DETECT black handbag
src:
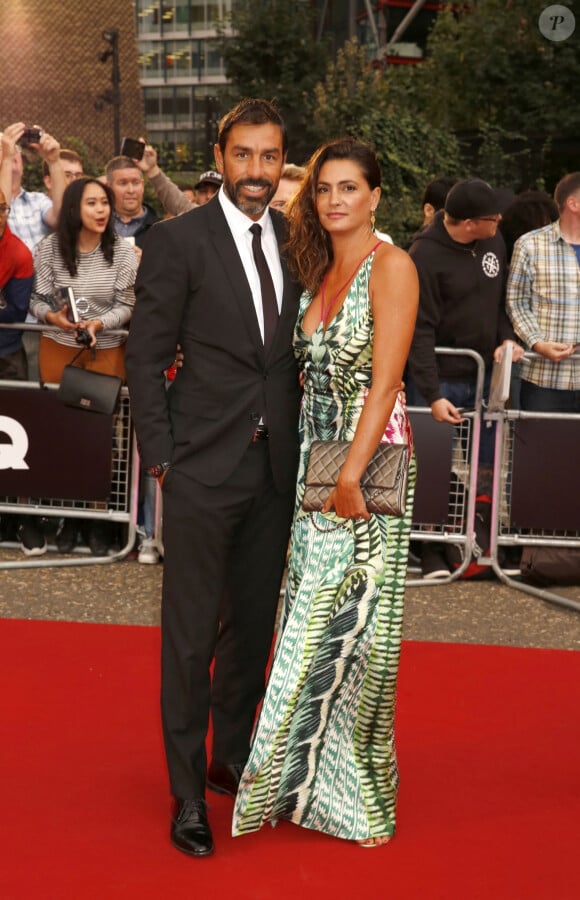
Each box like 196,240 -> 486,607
303,440 -> 409,517
57,349 -> 122,415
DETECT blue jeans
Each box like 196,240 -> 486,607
140,471 -> 158,540
406,374 -> 494,468
520,380 -> 580,413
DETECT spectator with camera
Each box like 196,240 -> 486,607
29,176 -> 137,555
117,139 -> 221,220
133,141 -> 196,218
1,122 -> 68,372
0,122 -> 67,252
43,149 -> 84,196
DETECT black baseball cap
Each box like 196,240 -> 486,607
194,170 -> 222,190
444,178 -> 502,220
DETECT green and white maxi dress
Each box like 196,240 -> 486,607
232,250 -> 416,842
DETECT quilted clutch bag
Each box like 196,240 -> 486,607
303,440 -> 409,517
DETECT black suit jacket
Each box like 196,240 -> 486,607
125,198 -> 302,492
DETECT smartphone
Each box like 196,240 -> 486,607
120,137 -> 145,160
21,127 -> 43,144
57,286 -> 81,323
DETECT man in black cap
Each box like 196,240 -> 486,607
193,170 -> 222,206
406,178 -> 523,577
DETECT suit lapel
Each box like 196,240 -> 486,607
207,201 -> 264,351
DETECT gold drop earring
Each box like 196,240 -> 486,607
370,208 -> 376,231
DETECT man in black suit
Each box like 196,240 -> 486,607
125,99 -> 301,857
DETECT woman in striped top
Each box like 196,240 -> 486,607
30,177 -> 137,383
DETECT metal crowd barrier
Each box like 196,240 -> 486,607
0,324 -> 139,569
406,347 -> 486,586
484,351 -> 580,612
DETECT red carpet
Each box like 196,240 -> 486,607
1,619 -> 579,900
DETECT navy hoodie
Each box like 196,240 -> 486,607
407,211 -> 514,404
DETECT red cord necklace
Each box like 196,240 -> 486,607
319,241 -> 382,329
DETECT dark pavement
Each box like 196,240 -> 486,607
1,548 -> 580,651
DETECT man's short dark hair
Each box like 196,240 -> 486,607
554,172 -> 580,212
105,156 -> 143,183
422,176 -> 458,211
217,98 -> 287,156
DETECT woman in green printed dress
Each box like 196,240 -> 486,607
233,138 -> 419,847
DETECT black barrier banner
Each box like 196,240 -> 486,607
0,387 -> 114,500
511,419 -> 580,532
409,412 -> 456,525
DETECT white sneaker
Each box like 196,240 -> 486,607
138,537 -> 160,565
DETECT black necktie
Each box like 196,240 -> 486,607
250,223 -> 279,351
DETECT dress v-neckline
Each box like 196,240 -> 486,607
300,241 -> 381,340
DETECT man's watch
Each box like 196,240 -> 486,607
147,461 -> 172,479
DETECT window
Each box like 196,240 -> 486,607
143,87 -> 176,126
205,40 -> 223,78
165,40 -> 193,78
139,42 -> 164,79
191,1 -> 230,30
137,0 -> 162,35
175,87 -> 193,127
161,0 -> 190,32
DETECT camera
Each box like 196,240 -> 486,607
21,127 -> 43,145
75,327 -> 93,347
119,137 -> 145,161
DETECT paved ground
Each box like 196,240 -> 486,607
1,547 -> 580,650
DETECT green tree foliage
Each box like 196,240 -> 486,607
217,0 -> 329,162
311,40 -> 462,246
389,0 -> 580,188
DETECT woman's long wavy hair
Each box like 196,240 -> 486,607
285,137 -> 381,296
58,177 -> 117,276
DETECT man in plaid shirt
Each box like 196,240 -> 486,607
506,172 -> 580,412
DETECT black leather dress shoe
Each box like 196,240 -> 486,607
207,761 -> 245,798
171,798 -> 214,857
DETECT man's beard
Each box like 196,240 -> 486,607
224,176 -> 276,216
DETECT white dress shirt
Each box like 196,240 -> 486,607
218,187 -> 283,343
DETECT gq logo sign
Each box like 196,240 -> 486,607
0,416 -> 30,470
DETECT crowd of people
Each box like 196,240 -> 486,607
0,123 -> 224,559
1,101 -> 579,857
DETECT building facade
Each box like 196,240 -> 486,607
136,0 -> 232,169
133,2 -> 441,169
